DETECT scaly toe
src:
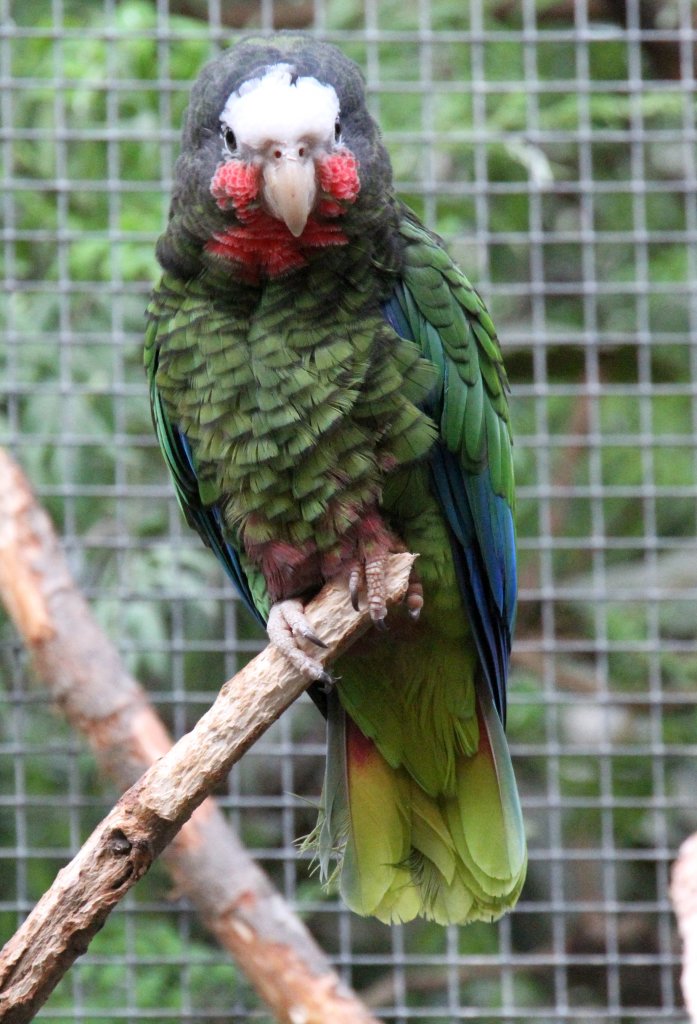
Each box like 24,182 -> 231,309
406,573 -> 424,621
267,599 -> 328,681
365,555 -> 388,623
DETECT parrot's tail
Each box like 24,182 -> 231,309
312,686 -> 527,925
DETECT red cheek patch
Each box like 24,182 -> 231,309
210,160 -> 260,214
319,150 -> 361,204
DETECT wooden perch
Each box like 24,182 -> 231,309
168,0 -> 313,30
0,447 -> 405,1024
671,833 -> 697,1023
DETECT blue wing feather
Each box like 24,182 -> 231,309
382,277 -> 516,725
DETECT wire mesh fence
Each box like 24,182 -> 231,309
1,0 -> 696,1020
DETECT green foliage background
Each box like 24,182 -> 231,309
1,0 -> 695,1020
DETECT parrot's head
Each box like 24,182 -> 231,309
158,35 -> 396,280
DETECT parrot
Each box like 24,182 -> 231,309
145,34 -> 526,925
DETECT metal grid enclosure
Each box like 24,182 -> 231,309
1,0 -> 696,1020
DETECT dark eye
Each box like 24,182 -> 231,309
334,117 -> 341,143
221,125 -> 237,154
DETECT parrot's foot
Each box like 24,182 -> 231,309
347,545 -> 424,625
267,599 -> 334,690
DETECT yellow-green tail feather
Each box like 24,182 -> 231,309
314,685 -> 526,926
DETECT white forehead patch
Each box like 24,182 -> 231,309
221,64 -> 339,150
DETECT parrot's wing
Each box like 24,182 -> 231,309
382,211 -> 517,723
145,317 -> 266,630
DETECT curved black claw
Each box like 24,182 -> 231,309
318,670 -> 336,694
374,616 -> 389,633
305,629 -> 328,649
349,568 -> 361,612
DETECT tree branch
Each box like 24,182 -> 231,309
671,833 -> 697,1023
164,0 -> 314,30
0,447 -> 405,1024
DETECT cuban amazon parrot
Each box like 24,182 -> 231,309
145,34 -> 526,925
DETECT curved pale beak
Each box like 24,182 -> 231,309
262,148 -> 317,238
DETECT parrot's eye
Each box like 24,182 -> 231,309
221,125 -> 237,154
334,117 -> 342,143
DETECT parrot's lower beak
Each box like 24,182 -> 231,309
262,150 -> 317,238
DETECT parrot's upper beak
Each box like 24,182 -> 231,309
262,146 -> 317,238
